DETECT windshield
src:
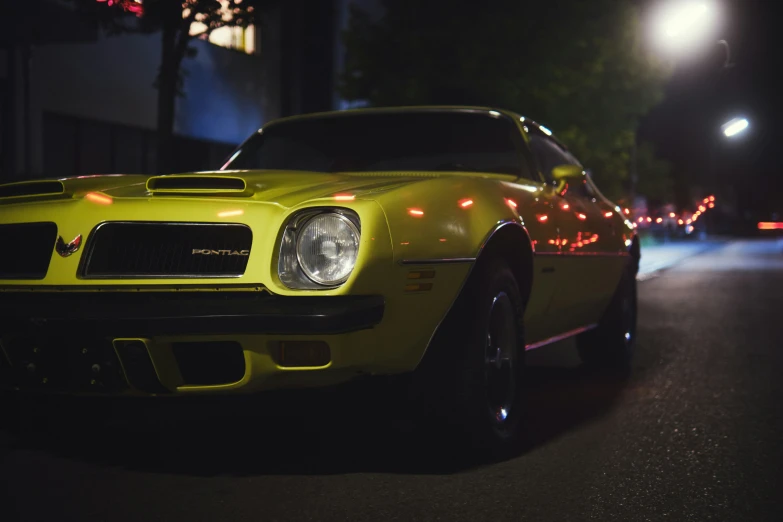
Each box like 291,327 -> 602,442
221,111 -> 527,176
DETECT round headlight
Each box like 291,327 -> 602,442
296,213 -> 360,286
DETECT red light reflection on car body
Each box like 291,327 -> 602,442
85,192 -> 112,205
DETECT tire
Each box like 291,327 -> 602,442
412,258 -> 527,455
576,258 -> 638,369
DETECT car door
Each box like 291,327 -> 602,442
526,129 -> 613,332
508,123 -> 563,344
557,158 -> 622,328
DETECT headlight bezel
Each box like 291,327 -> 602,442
277,208 -> 361,289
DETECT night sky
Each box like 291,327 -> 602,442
639,0 -> 782,219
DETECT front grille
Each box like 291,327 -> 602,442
80,222 -> 252,278
0,222 -> 57,279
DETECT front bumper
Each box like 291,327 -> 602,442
0,292 -> 385,396
0,292 -> 384,337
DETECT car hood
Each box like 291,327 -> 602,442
7,170 -> 511,208
58,171 -> 425,203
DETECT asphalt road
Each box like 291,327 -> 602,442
2,238 -> 783,522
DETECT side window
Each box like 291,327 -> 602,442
582,171 -> 600,199
527,132 -> 576,181
508,127 -> 539,182
560,149 -> 596,198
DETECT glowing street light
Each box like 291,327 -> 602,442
651,2 -> 716,52
721,117 -> 749,138
632,1 -> 730,203
649,1 -> 732,67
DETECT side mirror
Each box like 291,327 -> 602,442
551,164 -> 584,193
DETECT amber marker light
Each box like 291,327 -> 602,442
333,194 -> 356,201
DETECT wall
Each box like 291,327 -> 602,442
26,30 -> 272,176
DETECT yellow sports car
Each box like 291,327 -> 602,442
0,106 -> 638,449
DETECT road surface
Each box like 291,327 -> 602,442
2,238 -> 782,522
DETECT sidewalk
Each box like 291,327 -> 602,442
637,239 -> 724,280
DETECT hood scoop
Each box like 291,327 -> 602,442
0,180 -> 66,202
146,175 -> 251,196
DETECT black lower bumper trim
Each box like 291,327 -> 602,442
0,292 -> 384,337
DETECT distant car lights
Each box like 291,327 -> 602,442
633,195 -> 716,229
758,222 -> 783,230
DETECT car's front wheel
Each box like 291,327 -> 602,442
413,258 -> 526,455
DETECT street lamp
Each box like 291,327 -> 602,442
652,1 -> 714,50
649,1 -> 730,63
631,1 -> 735,207
721,117 -> 749,138
709,117 -> 750,222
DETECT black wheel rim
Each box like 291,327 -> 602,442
484,292 -> 517,428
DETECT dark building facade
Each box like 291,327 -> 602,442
0,0 -> 377,181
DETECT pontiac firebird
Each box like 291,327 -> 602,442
0,107 -> 639,449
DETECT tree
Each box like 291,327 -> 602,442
70,0 -> 272,173
635,141 -> 674,205
341,0 -> 673,201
